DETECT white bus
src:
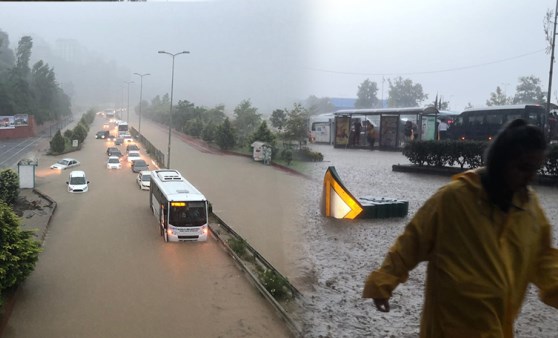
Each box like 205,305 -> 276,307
149,169 -> 209,242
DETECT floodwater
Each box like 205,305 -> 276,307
3,118 -> 295,338
296,144 -> 558,337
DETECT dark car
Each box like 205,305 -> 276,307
96,130 -> 110,139
106,147 -> 123,158
114,137 -> 123,146
131,159 -> 149,173
126,144 -> 140,153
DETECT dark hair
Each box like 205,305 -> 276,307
484,118 -> 547,178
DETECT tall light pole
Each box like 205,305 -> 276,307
547,0 -> 558,137
133,73 -> 150,134
124,80 -> 134,124
158,50 -> 189,168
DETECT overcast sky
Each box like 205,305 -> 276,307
1,0 -> 557,113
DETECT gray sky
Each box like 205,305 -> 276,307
307,0 -> 557,111
1,0 -> 557,113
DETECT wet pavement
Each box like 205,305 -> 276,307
296,144 -> 558,337
3,118 -> 294,338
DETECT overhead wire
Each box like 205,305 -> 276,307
306,49 -> 546,77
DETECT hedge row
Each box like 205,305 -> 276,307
402,140 -> 558,176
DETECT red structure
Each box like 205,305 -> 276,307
0,115 -> 37,139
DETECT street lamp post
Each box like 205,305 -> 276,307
158,50 -> 190,169
124,80 -> 134,124
133,73 -> 151,134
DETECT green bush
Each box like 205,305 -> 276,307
0,202 -> 41,296
72,123 -> 88,144
216,118 -> 236,150
0,169 -> 19,206
257,268 -> 290,301
403,140 -> 487,169
294,147 -> 323,162
49,130 -> 65,154
63,129 -> 74,140
227,237 -> 247,258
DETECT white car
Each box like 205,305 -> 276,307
106,156 -> 122,169
136,170 -> 151,190
66,170 -> 89,193
50,158 -> 80,170
126,150 -> 141,163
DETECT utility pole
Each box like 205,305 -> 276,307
546,0 -> 558,136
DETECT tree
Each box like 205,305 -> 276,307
49,130 -> 65,153
355,79 -> 379,108
215,117 -> 236,150
233,99 -> 261,146
203,105 -> 226,125
202,121 -> 218,143
14,36 -> 32,79
428,94 -> 450,110
72,123 -> 87,144
513,75 -> 546,104
387,77 -> 428,107
304,95 -> 335,115
270,109 -> 287,130
284,103 -> 309,144
249,121 -> 275,146
486,86 -> 511,106
0,29 -> 15,71
0,201 -> 41,295
0,169 -> 19,205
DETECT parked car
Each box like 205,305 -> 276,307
95,130 -> 110,139
106,147 -> 123,157
66,170 -> 89,193
136,170 -> 151,190
131,159 -> 149,173
106,156 -> 122,169
50,158 -> 80,170
126,150 -> 141,163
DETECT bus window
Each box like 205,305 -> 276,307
170,203 -> 207,227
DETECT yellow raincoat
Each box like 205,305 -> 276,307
363,169 -> 558,337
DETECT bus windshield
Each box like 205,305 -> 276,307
169,202 -> 207,227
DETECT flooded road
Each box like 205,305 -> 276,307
3,118 -> 294,337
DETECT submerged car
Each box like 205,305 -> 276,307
66,170 -> 89,193
50,158 -> 80,170
136,170 -> 151,190
131,159 -> 149,173
106,156 -> 122,169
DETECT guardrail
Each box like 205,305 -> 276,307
209,213 -> 304,338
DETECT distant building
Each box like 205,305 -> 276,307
329,98 -> 356,110
328,97 -> 388,111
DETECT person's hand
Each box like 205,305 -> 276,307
373,298 -> 390,312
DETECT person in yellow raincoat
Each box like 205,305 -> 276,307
363,119 -> 558,337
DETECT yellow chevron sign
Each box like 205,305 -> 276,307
322,166 -> 363,219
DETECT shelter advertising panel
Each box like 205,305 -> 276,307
379,116 -> 399,148
334,116 -> 350,147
